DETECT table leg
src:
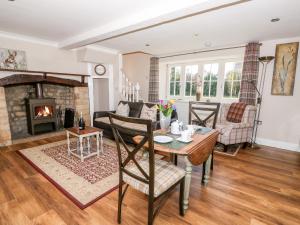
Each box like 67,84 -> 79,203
202,154 -> 212,186
183,156 -> 193,213
87,137 -> 91,154
76,138 -> 80,154
79,136 -> 84,162
100,132 -> 103,153
96,133 -> 100,157
67,131 -> 70,156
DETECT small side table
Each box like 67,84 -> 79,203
66,126 -> 103,162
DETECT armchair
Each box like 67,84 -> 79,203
216,103 -> 256,150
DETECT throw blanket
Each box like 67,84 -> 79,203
226,102 -> 247,123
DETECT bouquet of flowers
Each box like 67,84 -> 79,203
156,99 -> 176,117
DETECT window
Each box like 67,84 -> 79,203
167,58 -> 243,101
169,66 -> 181,96
223,62 -> 242,98
185,65 -> 198,96
203,63 -> 218,97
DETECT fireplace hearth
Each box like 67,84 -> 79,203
26,83 -> 57,135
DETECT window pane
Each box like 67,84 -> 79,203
175,82 -> 180,95
186,72 -> 191,82
225,62 -> 242,81
175,67 -> 181,81
210,82 -> 217,97
203,82 -> 209,97
224,62 -> 242,98
232,81 -> 241,98
170,82 -> 174,96
170,67 -> 175,81
185,82 -> 191,96
191,83 -> 196,96
203,63 -> 218,97
223,81 -> 231,98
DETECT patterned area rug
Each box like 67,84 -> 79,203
18,138 -> 123,209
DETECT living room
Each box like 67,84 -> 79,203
0,0 -> 299,225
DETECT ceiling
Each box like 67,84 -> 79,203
0,0 -> 299,55
0,0 -> 209,42
98,0 -> 300,55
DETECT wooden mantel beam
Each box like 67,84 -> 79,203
0,74 -> 88,87
0,68 -> 89,84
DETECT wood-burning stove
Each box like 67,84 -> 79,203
26,83 -> 57,135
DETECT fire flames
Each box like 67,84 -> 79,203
35,106 -> 52,118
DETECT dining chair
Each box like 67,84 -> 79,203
108,113 -> 185,225
188,101 -> 220,171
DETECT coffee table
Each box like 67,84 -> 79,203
66,126 -> 103,162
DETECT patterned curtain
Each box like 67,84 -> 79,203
239,42 -> 260,105
148,57 -> 159,102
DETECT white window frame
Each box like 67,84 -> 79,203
166,57 -> 243,103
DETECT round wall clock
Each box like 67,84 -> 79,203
94,64 -> 106,76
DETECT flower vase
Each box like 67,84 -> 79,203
160,112 -> 171,131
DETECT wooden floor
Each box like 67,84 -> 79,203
0,136 -> 300,225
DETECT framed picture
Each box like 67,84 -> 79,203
0,48 -> 27,70
271,42 -> 299,96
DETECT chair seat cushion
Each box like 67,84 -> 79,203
123,159 -> 185,197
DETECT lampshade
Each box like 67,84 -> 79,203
258,56 -> 275,63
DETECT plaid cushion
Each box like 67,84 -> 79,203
123,159 -> 185,197
226,103 -> 247,123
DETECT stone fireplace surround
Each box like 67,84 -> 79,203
0,74 -> 90,147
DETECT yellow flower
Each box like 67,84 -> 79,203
169,99 -> 175,105
155,104 -> 159,110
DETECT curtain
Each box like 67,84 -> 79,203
239,42 -> 260,105
148,57 -> 159,102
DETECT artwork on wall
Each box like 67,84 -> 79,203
0,48 -> 27,70
271,42 -> 299,96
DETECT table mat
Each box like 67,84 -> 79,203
154,127 -> 212,150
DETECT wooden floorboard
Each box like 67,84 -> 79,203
0,136 -> 299,225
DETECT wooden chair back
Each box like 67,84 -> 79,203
188,101 -> 220,129
108,113 -> 155,189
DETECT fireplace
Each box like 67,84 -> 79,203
26,83 -> 57,135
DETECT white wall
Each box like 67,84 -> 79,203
122,53 -> 152,101
256,37 -> 300,152
0,36 -> 88,78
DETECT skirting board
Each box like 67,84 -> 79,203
256,138 -> 300,152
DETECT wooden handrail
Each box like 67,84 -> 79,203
0,68 -> 89,83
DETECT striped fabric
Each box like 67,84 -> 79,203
148,57 -> 159,103
123,159 -> 185,197
239,43 -> 260,105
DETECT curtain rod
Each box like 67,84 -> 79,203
159,43 -> 262,59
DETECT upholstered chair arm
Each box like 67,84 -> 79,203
241,105 -> 256,126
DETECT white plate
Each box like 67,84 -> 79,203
176,137 -> 193,143
154,135 -> 173,143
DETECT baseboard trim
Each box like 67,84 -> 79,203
256,138 -> 300,152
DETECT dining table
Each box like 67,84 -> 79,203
133,127 -> 219,213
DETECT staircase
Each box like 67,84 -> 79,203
120,70 -> 142,102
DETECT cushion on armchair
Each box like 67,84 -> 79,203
226,102 -> 247,123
